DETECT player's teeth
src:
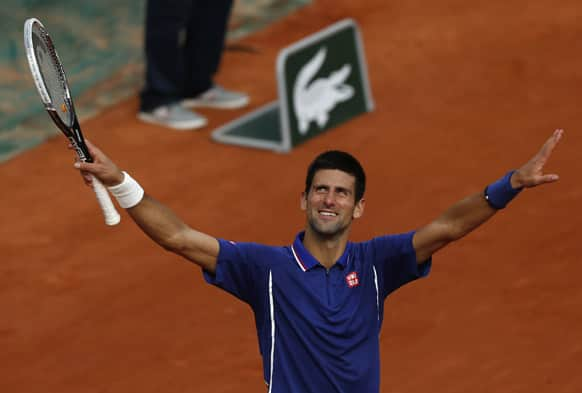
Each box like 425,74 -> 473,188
320,212 -> 336,216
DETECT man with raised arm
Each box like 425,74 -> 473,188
74,129 -> 563,393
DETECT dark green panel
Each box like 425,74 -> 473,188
220,105 -> 282,143
281,23 -> 369,148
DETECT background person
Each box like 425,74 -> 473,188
138,0 -> 249,130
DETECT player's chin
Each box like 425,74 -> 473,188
310,220 -> 348,238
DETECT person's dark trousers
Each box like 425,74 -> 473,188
140,0 -> 234,112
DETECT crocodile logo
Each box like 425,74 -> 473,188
292,47 -> 355,135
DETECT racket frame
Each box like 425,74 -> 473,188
23,18 -> 121,226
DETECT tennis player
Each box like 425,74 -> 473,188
73,129 -> 563,393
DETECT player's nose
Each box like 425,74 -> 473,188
323,192 -> 336,206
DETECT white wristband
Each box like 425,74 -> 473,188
107,171 -> 144,209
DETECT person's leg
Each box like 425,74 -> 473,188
140,0 -> 192,111
139,0 -> 207,130
181,0 -> 249,109
183,0 -> 234,97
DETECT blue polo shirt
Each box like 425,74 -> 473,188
203,231 -> 431,393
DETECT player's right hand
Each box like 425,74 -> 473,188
70,140 -> 124,187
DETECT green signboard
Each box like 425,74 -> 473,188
212,19 -> 374,152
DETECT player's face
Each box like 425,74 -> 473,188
301,169 -> 364,238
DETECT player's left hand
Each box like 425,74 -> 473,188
511,129 -> 563,189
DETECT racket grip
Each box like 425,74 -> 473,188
90,174 -> 121,226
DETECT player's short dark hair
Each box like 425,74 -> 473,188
305,150 -> 366,202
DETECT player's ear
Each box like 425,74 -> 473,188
300,191 -> 307,211
353,198 -> 365,219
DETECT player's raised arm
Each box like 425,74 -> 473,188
73,140 -> 220,273
412,129 -> 563,263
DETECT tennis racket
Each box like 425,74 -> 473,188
23,18 -> 120,226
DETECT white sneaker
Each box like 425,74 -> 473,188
137,104 -> 207,130
182,85 -> 250,109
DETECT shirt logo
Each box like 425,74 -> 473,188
345,271 -> 359,288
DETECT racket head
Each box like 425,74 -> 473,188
24,18 -> 76,130
22,19 -> 120,226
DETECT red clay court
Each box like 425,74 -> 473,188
1,1 -> 581,392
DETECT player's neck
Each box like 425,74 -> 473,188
303,228 -> 350,270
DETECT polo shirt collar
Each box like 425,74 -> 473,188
291,231 -> 351,272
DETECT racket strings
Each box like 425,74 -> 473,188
31,23 -> 73,126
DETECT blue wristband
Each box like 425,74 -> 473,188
483,170 -> 523,209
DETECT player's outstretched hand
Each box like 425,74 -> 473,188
511,129 -> 563,189
71,140 -> 124,187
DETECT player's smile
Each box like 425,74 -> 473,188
318,209 -> 338,219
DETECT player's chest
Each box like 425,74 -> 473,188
272,264 -> 379,326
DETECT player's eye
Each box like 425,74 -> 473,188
337,188 -> 350,197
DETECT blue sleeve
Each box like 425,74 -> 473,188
202,239 -> 267,307
369,231 -> 431,299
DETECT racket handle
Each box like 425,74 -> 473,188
90,175 -> 121,226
